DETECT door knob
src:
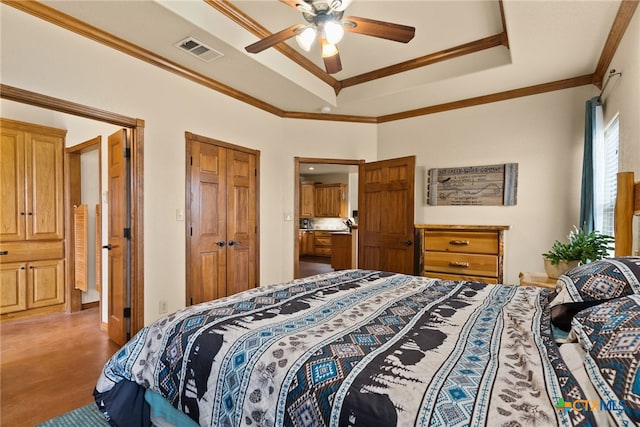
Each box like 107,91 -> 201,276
228,240 -> 241,246
402,240 -> 413,246
216,241 -> 226,247
102,244 -> 112,250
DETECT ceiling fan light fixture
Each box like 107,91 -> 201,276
323,20 -> 344,45
295,27 -> 316,51
321,40 -> 338,58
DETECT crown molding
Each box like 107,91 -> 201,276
377,75 -> 595,123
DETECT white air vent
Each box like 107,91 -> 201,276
175,37 -> 223,63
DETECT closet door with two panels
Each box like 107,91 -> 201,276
186,133 -> 259,306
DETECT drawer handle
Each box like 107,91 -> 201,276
0,251 -> 7,256
449,261 -> 470,268
449,240 -> 470,246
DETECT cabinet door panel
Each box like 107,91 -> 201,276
0,128 -> 25,241
300,184 -> 315,218
0,262 -> 27,314
27,259 -> 64,308
25,132 -> 64,240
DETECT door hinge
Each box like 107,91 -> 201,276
190,226 -> 193,236
255,225 -> 258,234
189,297 -> 193,306
123,147 -> 131,158
190,156 -> 193,166
123,307 -> 131,318
255,169 -> 257,176
123,227 -> 131,239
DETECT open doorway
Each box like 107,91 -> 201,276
66,136 -> 103,318
294,157 -> 363,279
1,84 -> 145,337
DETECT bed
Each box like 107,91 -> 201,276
95,172 -> 640,427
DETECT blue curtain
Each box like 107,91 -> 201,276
579,96 -> 602,233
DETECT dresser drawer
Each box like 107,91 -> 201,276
315,247 -> 332,257
422,271 -> 498,284
424,231 -> 498,254
314,236 -> 332,246
424,252 -> 498,277
0,241 -> 64,263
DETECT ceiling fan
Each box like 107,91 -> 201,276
244,0 -> 416,74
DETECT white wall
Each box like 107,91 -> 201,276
80,149 -> 100,304
0,6 -> 377,324
378,86 -> 596,284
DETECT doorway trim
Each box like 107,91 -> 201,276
294,157 -> 364,278
1,83 -> 145,335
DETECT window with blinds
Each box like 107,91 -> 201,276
597,115 -> 619,236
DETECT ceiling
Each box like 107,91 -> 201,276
13,1 -> 632,121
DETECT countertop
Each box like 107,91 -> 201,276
299,228 -> 350,233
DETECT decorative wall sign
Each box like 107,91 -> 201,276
427,163 -> 518,206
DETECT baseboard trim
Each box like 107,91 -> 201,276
81,301 -> 99,310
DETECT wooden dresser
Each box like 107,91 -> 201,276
415,224 -> 509,284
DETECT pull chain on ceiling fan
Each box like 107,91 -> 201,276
245,0 -> 416,74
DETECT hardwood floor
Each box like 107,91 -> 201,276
0,307 -> 119,426
299,256 -> 334,278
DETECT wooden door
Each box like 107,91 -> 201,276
107,129 -> 128,345
25,131 -> 64,240
186,134 -> 259,306
0,127 -> 25,242
188,142 -> 228,305
225,149 -> 257,296
358,156 -> 415,274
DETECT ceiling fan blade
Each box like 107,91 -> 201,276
279,0 -> 315,15
343,16 -> 415,43
279,0 -> 300,10
245,23 -> 305,54
323,50 -> 342,74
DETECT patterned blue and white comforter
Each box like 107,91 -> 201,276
95,270 -> 595,426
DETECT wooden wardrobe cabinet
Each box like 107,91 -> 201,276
1,118 -> 66,318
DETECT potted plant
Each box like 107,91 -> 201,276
542,226 -> 614,278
